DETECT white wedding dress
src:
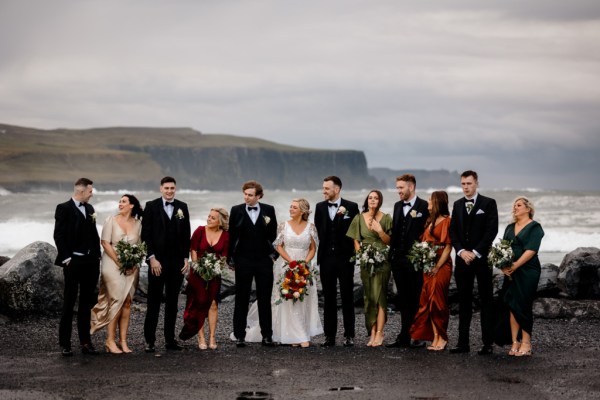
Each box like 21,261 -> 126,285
242,221 -> 323,344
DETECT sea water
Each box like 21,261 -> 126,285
1,187 -> 599,266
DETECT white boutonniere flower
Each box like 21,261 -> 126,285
91,212 -> 97,222
410,210 -> 417,218
337,206 -> 348,217
466,203 -> 474,213
176,209 -> 185,219
264,216 -> 271,225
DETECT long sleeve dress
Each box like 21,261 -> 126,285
410,217 -> 453,342
346,213 -> 393,333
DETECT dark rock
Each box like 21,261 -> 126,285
0,256 -> 10,267
0,242 -> 63,316
533,297 -> 600,319
538,263 -> 560,297
557,247 -> 600,299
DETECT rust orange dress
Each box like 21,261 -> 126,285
410,217 -> 453,342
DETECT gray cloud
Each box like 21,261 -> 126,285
1,0 -> 599,189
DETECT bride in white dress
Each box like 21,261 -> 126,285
242,198 -> 323,347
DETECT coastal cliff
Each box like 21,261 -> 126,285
0,124 -> 377,191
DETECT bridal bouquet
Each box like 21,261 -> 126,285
407,241 -> 440,273
488,239 -> 514,271
351,243 -> 389,276
115,240 -> 147,275
191,252 -> 228,282
276,260 -> 317,304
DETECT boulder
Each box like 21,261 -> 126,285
557,247 -> 600,299
0,241 -> 63,316
533,297 -> 600,319
538,263 -> 560,297
0,256 -> 10,267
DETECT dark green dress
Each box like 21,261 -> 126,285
495,220 -> 544,344
346,213 -> 392,333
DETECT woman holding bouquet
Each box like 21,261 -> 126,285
346,190 -> 392,347
91,194 -> 144,354
410,191 -> 453,351
243,198 -> 322,347
495,197 -> 544,356
179,208 -> 229,350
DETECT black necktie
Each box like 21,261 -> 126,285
328,203 -> 338,208
165,202 -> 173,207
248,206 -> 258,211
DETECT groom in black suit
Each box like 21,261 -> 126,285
314,176 -> 359,347
449,170 -> 498,355
229,180 -> 278,347
142,176 -> 191,352
53,177 -> 101,356
387,174 -> 430,348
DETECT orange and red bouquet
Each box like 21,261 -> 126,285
276,259 -> 317,304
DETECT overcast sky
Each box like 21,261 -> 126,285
1,0 -> 599,190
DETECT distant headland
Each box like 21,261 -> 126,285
0,123 -> 458,191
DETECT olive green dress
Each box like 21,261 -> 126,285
346,213 -> 392,333
495,220 -> 544,344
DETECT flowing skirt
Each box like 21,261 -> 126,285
410,263 -> 452,341
360,262 -> 391,333
179,273 -> 221,340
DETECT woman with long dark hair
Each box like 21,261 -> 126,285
410,191 -> 453,351
91,194 -> 144,353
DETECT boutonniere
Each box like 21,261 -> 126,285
176,209 -> 185,219
336,206 -> 348,217
410,210 -> 417,218
90,212 -> 97,223
466,203 -> 474,214
264,216 -> 271,225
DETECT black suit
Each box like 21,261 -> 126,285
389,197 -> 429,344
449,194 -> 498,348
53,199 -> 101,348
229,203 -> 278,340
314,198 -> 359,340
142,198 -> 191,345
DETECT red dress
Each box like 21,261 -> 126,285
179,226 -> 229,340
410,217 -> 453,342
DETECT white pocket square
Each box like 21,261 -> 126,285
476,209 -> 485,215
343,215 -> 351,219
416,212 -> 423,217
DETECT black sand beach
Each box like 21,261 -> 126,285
1,297 -> 599,400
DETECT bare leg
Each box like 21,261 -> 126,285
372,306 -> 386,346
428,320 -> 439,350
106,312 -> 123,354
198,323 -> 207,350
516,330 -> 532,356
119,295 -> 133,353
208,301 -> 218,349
508,312 -> 521,355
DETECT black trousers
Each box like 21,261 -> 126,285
233,258 -> 274,340
319,255 -> 355,339
454,256 -> 494,347
391,256 -> 423,343
58,255 -> 100,348
144,263 -> 185,345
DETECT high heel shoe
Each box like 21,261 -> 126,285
198,342 -> 208,350
120,340 -> 133,353
515,342 -> 532,357
209,339 -> 218,350
433,341 -> 447,351
508,341 -> 520,356
372,331 -> 384,347
105,341 -> 123,354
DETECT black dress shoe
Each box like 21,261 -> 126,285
61,347 -> 73,357
235,339 -> 246,348
386,339 -> 411,348
477,345 -> 493,355
449,346 -> 470,354
343,337 -> 354,347
145,343 -> 155,353
411,340 -> 427,348
321,337 -> 335,347
165,341 -> 183,351
81,344 -> 99,355
261,337 -> 276,347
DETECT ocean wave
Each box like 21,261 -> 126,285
0,187 -> 12,196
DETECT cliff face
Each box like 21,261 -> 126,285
0,124 -> 377,191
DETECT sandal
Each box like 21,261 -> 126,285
508,341 -> 520,356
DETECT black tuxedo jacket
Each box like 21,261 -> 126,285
314,198 -> 359,264
141,198 -> 191,263
228,202 -> 278,265
389,196 -> 430,259
449,194 -> 498,258
53,199 -> 101,266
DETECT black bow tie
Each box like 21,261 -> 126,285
328,203 -> 338,208
403,202 -> 411,207
465,199 -> 474,204
248,206 -> 258,211
165,201 -> 173,207
78,202 -> 86,208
